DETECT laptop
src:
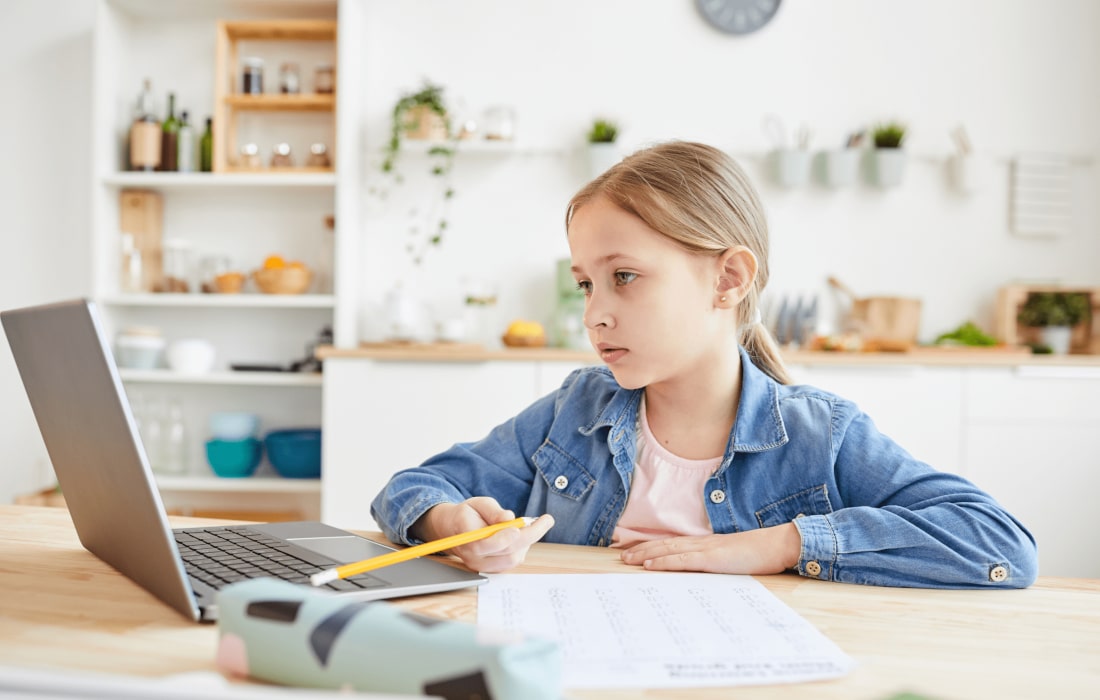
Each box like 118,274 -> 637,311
1,298 -> 486,623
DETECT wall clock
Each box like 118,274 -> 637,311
696,0 -> 782,35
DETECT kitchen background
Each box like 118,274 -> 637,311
2,0 -> 1100,508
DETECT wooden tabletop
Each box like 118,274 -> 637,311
2,505 -> 1098,699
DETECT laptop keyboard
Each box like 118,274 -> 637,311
174,526 -> 387,593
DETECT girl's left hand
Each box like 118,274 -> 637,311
620,523 -> 801,575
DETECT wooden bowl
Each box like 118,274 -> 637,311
213,271 -> 245,294
253,266 -> 312,294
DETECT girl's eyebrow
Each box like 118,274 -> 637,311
571,254 -> 637,274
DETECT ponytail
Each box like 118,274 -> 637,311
741,323 -> 791,385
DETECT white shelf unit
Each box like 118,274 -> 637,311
91,0 -> 352,519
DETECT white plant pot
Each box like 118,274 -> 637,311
948,153 -> 979,194
820,149 -> 860,188
587,142 -> 621,179
770,149 -> 811,188
1040,325 -> 1073,355
868,149 -> 907,188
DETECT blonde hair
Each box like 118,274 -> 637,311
566,141 -> 791,384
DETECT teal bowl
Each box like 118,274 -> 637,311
265,428 -> 321,479
205,437 -> 263,478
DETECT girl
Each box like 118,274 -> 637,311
371,141 -> 1037,589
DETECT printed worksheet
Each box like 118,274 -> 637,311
478,573 -> 854,689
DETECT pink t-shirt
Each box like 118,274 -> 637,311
611,397 -> 721,548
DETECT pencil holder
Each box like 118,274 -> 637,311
215,578 -> 562,700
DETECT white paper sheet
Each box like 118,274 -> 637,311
478,573 -> 854,689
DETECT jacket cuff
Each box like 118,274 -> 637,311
792,514 -> 837,581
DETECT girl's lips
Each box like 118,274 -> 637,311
598,346 -> 627,364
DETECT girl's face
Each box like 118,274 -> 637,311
567,195 -> 732,391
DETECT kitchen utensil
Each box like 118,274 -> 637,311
205,437 -> 263,478
827,276 -> 922,347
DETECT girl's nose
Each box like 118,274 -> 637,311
583,292 -> 614,329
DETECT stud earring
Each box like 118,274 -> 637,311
720,296 -> 728,302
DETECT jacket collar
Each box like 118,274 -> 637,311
579,347 -> 788,456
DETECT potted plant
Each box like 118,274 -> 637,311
867,120 -> 907,188
378,80 -> 457,265
586,117 -> 621,178
1017,291 -> 1091,354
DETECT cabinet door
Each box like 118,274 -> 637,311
322,359 -> 539,529
963,367 -> 1100,579
791,365 -> 964,474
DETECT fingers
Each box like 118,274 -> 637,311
454,513 -> 556,574
464,496 -> 515,525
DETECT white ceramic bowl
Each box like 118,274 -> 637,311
208,411 -> 260,441
166,338 -> 216,374
115,329 -> 165,369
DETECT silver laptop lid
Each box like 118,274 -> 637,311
2,298 -> 201,621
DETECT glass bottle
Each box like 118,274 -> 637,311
270,142 -> 293,168
120,233 -> 144,293
177,110 -> 195,173
162,399 -> 189,475
314,64 -> 334,94
142,397 -> 165,473
160,92 -> 180,172
200,117 -> 213,172
128,79 -> 160,172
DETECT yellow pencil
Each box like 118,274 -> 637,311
309,516 -> 536,586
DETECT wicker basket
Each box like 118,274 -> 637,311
253,266 -> 312,294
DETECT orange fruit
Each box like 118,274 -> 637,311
263,255 -> 286,269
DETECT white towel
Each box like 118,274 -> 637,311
1010,154 -> 1072,237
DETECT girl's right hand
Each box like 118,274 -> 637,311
414,497 -> 555,573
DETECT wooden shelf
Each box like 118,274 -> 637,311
118,369 -> 322,387
102,172 -> 336,189
223,94 -> 335,112
154,475 -> 321,494
214,19 -> 338,173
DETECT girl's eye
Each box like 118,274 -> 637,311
576,280 -> 593,295
614,271 -> 638,286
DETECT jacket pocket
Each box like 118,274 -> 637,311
532,441 -> 596,501
755,485 -> 834,528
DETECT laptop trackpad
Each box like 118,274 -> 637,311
289,536 -> 391,564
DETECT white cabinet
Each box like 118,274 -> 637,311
962,367 -> 1100,579
791,364 -> 965,474
90,0 -> 348,517
321,357 -> 588,529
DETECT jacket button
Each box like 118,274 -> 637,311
805,560 -> 822,577
554,475 -> 569,490
709,489 -> 726,504
989,565 -> 1008,583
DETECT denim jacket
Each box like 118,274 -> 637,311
371,348 -> 1038,589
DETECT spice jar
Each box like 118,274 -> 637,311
239,143 -> 261,168
241,57 -> 264,94
279,63 -> 300,94
270,143 -> 293,168
160,239 -> 194,293
306,143 -> 331,168
314,64 -> 334,94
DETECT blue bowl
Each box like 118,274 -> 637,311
205,437 -> 263,478
265,428 -> 322,479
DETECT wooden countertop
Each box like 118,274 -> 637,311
316,343 -> 1100,367
1,505 -> 1098,699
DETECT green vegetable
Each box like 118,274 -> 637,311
934,321 -> 998,347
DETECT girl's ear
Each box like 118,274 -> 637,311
715,246 -> 758,307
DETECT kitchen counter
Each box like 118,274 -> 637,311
316,343 -> 1100,367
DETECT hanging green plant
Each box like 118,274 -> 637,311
378,80 -> 457,265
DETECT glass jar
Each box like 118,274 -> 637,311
482,105 -> 517,141
279,62 -> 300,94
160,239 -> 194,293
314,64 -> 334,94
241,57 -> 264,94
306,143 -> 330,168
270,142 -> 293,168
239,143 -> 261,168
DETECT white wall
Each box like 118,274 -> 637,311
2,0 -> 1100,505
0,1 -> 94,504
355,0 -> 1100,341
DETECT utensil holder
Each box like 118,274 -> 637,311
769,148 -> 812,188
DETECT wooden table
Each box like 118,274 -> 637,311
1,505 -> 1097,699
